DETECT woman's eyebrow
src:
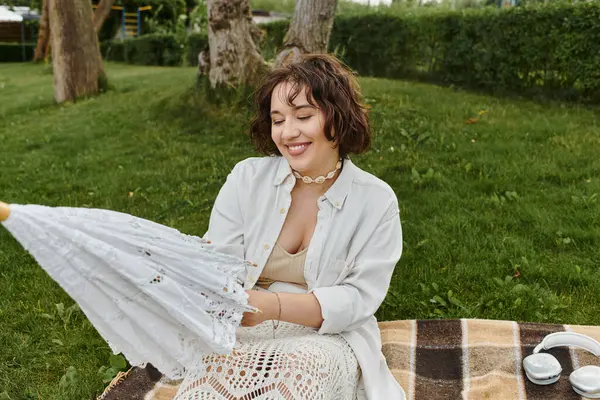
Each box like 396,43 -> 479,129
270,104 -> 314,116
293,104 -> 314,110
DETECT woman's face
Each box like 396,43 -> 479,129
270,81 -> 340,177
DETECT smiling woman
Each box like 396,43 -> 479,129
269,82 -> 341,181
249,54 -> 371,168
173,54 -> 405,400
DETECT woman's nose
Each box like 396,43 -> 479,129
281,119 -> 299,140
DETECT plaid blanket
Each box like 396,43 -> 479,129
98,319 -> 600,400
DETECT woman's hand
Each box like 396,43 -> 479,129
241,290 -> 278,327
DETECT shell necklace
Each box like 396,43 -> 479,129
292,159 -> 342,184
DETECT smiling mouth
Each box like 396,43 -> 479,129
285,142 -> 311,156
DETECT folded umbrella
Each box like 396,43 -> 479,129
0,201 -> 256,379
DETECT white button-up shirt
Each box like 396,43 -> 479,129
203,156 -> 406,400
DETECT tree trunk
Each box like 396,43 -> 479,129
275,0 -> 338,66
49,0 -> 106,103
93,0 -> 116,33
206,0 -> 269,88
33,0 -> 50,62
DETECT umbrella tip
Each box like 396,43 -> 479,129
0,201 -> 10,222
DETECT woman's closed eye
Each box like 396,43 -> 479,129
272,115 -> 311,125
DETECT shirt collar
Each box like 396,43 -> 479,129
273,156 -> 293,186
273,156 -> 354,211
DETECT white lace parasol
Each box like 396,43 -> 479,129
0,201 -> 256,379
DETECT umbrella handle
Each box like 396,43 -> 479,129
0,202 -> 10,222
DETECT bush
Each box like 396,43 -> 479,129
0,43 -> 35,62
109,3 -> 600,102
259,20 -> 289,61
330,14 -> 417,79
101,33 -> 184,66
187,33 -> 208,66
259,3 -> 600,102
101,41 -> 126,62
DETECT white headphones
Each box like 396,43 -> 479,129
523,332 -> 600,398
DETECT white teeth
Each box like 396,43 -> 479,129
288,144 -> 309,151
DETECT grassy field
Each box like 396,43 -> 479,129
1,62 -> 599,399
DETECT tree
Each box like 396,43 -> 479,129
204,0 -> 269,88
201,0 -> 339,89
33,0 -> 50,62
34,0 -> 115,64
49,0 -> 106,103
275,0 -> 338,66
93,0 -> 116,33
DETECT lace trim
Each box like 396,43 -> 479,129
174,322 -> 360,400
3,204 -> 255,379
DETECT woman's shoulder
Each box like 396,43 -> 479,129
349,161 -> 399,207
230,156 -> 281,181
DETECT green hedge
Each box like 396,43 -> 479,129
342,4 -> 600,101
259,20 -> 289,61
187,33 -> 208,67
101,41 -> 125,62
0,43 -> 35,63
105,3 -> 600,102
258,3 -> 600,102
101,33 -> 184,66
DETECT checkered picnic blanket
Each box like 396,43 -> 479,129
98,319 -> 600,400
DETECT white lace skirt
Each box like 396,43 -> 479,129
173,321 -> 360,400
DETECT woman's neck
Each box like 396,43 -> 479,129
293,163 -> 342,196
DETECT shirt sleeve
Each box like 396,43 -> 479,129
310,202 -> 402,334
202,162 -> 246,259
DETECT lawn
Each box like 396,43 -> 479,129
0,62 -> 599,399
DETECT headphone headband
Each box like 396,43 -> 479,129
533,332 -> 600,356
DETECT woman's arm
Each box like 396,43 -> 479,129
202,162 -> 246,259
242,291 -> 324,329
310,201 -> 402,334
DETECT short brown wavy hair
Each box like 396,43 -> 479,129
248,54 -> 371,159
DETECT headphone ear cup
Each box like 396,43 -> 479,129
569,365 -> 600,398
523,353 -> 562,385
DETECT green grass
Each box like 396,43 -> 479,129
1,62 -> 599,399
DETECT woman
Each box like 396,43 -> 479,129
174,54 -> 405,400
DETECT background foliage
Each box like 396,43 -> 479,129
5,1 -> 600,102
0,42 -> 35,62
101,33 -> 185,66
260,2 -> 600,102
